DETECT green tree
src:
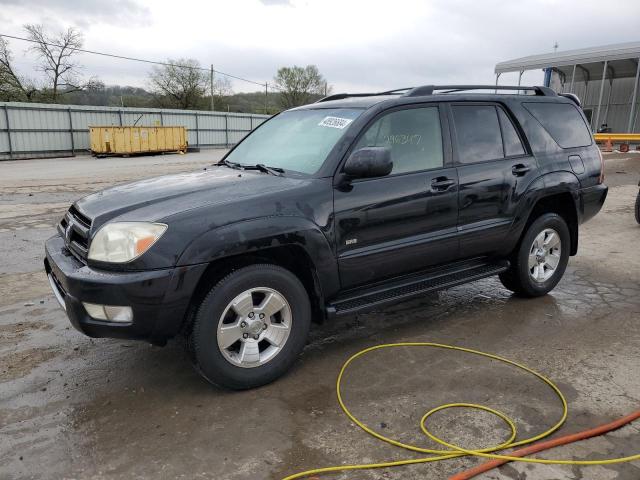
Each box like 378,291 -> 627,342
273,65 -> 328,108
0,37 -> 38,101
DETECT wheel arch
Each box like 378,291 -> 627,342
177,217 -> 339,335
510,173 -> 581,256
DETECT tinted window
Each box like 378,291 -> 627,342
354,107 -> 443,174
452,105 -> 503,163
498,108 -> 525,157
226,108 -> 363,174
523,102 -> 592,148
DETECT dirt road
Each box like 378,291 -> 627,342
1,151 -> 639,480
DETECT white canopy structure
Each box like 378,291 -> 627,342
495,42 -> 640,133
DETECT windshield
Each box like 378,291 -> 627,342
225,108 -> 363,174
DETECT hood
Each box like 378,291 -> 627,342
74,166 -> 308,230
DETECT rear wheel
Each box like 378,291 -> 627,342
189,264 -> 311,389
499,213 -> 570,297
635,192 -> 640,224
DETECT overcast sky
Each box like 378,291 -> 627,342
1,0 -> 640,94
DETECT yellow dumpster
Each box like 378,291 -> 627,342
89,126 -> 188,156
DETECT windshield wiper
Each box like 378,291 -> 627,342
219,160 -> 284,176
253,164 -> 284,176
219,159 -> 243,170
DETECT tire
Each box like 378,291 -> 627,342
499,213 -> 570,297
188,264 -> 311,390
635,192 -> 640,224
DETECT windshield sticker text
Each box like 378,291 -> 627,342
318,116 -> 353,129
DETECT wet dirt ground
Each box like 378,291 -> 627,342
1,151 -> 639,480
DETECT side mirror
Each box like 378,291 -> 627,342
343,147 -> 393,179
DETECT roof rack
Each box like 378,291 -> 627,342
315,85 -> 556,103
404,85 -> 557,97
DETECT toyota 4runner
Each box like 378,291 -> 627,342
45,85 -> 608,389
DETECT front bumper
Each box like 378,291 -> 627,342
44,234 -> 207,342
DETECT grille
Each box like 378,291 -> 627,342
59,206 -> 92,262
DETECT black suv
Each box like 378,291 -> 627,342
45,85 -> 607,389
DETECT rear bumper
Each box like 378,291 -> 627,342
44,234 -> 207,342
579,184 -> 608,224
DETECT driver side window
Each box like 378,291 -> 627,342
354,107 -> 443,174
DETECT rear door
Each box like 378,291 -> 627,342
334,104 -> 459,288
448,103 -> 537,258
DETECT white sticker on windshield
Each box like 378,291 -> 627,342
318,116 -> 353,129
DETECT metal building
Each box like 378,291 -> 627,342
495,42 -> 640,133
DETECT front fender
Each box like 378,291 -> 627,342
176,216 -> 340,298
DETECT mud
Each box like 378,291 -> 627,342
1,151 -> 639,480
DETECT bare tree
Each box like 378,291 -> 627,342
210,74 -> 233,110
273,65 -> 328,108
0,37 -> 38,101
148,58 -> 211,110
24,24 -> 99,100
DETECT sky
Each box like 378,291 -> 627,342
1,0 -> 640,94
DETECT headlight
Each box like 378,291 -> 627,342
88,222 -> 167,263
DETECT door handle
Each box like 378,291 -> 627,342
511,164 -> 531,176
430,177 -> 455,191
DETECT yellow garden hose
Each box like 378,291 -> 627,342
282,342 -> 640,480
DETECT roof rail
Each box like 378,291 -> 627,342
404,85 -> 556,97
315,90 -> 409,103
315,85 -> 556,104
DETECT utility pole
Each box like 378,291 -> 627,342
210,64 -> 215,111
265,83 -> 268,115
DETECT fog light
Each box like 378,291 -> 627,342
83,302 -> 133,323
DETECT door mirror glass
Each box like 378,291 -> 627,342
343,147 -> 393,178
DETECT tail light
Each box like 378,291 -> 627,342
597,148 -> 605,184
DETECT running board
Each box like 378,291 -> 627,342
326,260 -> 510,317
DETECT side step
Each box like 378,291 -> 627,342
326,259 -> 510,317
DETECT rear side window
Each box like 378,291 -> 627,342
497,108 -> 526,157
523,102 -> 592,148
452,105 -> 503,163
354,107 -> 443,174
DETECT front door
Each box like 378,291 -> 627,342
334,105 -> 459,289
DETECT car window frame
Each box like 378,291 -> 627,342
447,102 -> 530,167
496,105 -> 529,159
334,102 -> 452,183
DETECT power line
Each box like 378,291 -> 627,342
0,32 -> 280,90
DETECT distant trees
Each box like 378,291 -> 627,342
273,65 -> 329,108
148,58 -> 232,110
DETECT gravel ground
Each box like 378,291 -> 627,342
0,150 -> 639,480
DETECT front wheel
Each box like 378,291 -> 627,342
635,192 -> 640,224
499,213 -> 570,297
189,264 -> 311,389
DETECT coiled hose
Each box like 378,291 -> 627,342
282,342 -> 640,480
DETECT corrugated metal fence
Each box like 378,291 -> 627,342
0,102 -> 271,160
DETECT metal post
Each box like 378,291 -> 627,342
264,83 -> 268,115
3,105 -> 12,159
224,115 -> 229,148
250,116 -> 254,131
195,113 -> 199,147
67,107 -> 75,156
517,70 -> 523,87
570,64 -> 577,93
159,111 -> 164,126
210,64 -> 219,112
494,73 -> 500,93
627,58 -> 640,133
594,60 -> 608,132
118,110 -> 123,126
